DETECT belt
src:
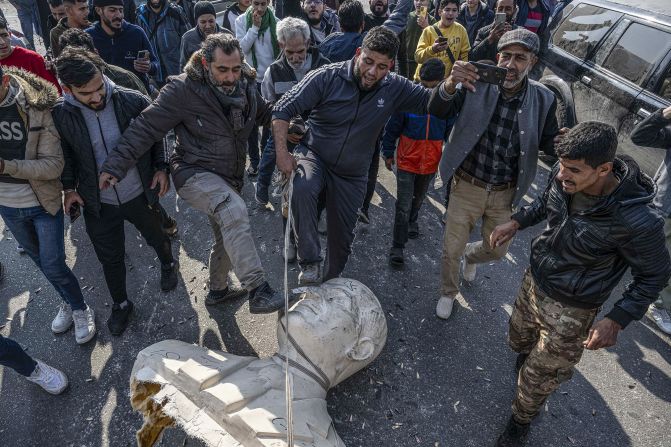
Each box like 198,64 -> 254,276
455,169 -> 515,192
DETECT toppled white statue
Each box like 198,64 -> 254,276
130,278 -> 388,447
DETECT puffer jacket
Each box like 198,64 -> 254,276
512,156 -> 671,328
100,51 -> 272,192
136,2 -> 190,83
381,111 -> 448,175
1,68 -> 62,215
52,84 -> 167,218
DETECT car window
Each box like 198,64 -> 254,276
601,23 -> 671,87
659,67 -> 671,100
553,3 -> 622,59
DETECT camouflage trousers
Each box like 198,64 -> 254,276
508,269 -> 598,424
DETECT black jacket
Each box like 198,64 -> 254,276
52,86 -> 167,218
512,156 -> 671,328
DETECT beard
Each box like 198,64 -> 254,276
307,14 -> 321,26
353,60 -> 381,92
371,1 -> 388,16
101,16 -> 122,34
502,64 -> 532,90
207,69 -> 237,94
149,0 -> 166,10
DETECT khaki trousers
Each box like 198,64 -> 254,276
177,172 -> 265,291
440,176 -> 515,296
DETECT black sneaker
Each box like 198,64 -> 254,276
163,217 -> 179,238
496,416 -> 530,447
515,353 -> 529,373
160,262 -> 179,292
248,282 -> 286,314
389,247 -> 404,267
205,288 -> 248,306
107,301 -> 134,336
408,222 -> 419,239
255,186 -> 269,206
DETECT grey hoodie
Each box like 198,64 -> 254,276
65,77 -> 144,205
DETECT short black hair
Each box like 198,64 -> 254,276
55,47 -> 102,87
59,28 -> 96,52
338,0 -> 365,33
62,0 -> 88,4
0,16 -> 8,30
419,58 -> 445,82
555,121 -> 618,168
48,0 -> 64,6
439,0 -> 459,10
361,26 -> 399,60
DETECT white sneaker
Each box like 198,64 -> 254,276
298,263 -> 321,285
25,359 -> 69,395
647,306 -> 671,334
72,306 -> 96,345
436,295 -> 456,319
51,303 -> 73,334
462,255 -> 477,283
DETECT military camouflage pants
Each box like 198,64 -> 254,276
508,269 -> 598,424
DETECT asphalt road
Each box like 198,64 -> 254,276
0,2 -> 670,446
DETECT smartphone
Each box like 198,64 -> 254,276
436,36 -> 448,44
137,50 -> 149,60
418,5 -> 428,18
471,61 -> 508,86
495,12 -> 506,25
69,203 -> 81,223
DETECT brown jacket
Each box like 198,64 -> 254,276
2,68 -> 63,215
101,51 -> 271,192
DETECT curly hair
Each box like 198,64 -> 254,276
361,26 -> 399,60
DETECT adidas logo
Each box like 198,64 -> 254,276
377,98 -> 385,108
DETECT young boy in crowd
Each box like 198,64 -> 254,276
382,58 -> 449,267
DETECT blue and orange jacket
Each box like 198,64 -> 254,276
381,111 -> 449,175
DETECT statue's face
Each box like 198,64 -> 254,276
277,279 -> 387,387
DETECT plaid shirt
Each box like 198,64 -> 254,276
459,85 -> 526,185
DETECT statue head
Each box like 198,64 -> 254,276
277,278 -> 388,388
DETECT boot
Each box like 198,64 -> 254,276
496,416 -> 530,447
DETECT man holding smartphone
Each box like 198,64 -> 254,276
427,28 -> 565,320
53,48 -> 178,337
86,0 -> 159,92
414,0 -> 470,80
470,0 -> 517,62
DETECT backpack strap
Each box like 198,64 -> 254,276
432,24 -> 456,64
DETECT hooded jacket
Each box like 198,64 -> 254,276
305,8 -> 341,45
52,81 -> 167,218
456,0 -> 494,45
100,51 -> 272,192
512,156 -> 671,328
137,1 -> 190,83
0,68 -> 63,216
86,21 -> 159,90
318,31 -> 363,63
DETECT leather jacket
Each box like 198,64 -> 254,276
512,156 -> 671,328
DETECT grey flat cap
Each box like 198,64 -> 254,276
497,28 -> 540,54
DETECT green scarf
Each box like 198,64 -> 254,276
245,7 -> 280,70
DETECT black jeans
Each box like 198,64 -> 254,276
393,169 -> 434,248
84,194 -> 173,304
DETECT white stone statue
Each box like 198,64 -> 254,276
130,278 -> 388,447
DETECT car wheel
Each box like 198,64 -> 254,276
555,94 -> 575,129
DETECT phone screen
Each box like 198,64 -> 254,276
495,13 -> 506,24
137,50 -> 149,60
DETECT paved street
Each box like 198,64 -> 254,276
1,152 -> 670,446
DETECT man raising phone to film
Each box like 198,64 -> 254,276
426,28 -> 567,320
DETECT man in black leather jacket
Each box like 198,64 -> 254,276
489,122 -> 671,447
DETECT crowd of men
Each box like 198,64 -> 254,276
1,0 -> 670,445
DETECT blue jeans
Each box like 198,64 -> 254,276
256,134 -> 277,203
0,206 -> 86,310
15,2 -> 41,49
0,335 -> 36,376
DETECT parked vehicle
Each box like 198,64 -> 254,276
541,0 -> 671,175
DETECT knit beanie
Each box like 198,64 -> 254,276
194,1 -> 216,19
